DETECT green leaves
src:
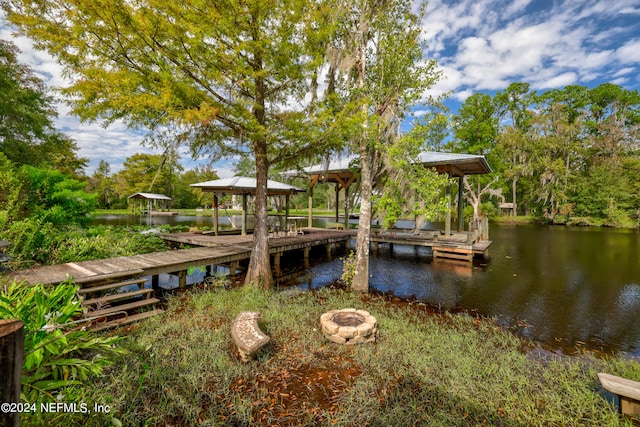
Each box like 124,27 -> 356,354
0,280 -> 124,403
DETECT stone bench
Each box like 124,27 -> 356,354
231,311 -> 270,362
598,373 -> 640,418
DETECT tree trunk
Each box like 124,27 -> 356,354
352,153 -> 372,292
512,176 -> 517,217
0,320 -> 24,427
244,61 -> 273,288
351,18 -> 370,293
245,137 -> 273,288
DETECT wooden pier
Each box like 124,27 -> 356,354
369,230 -> 492,261
4,227 -> 490,330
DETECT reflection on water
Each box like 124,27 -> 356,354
285,224 -> 640,357
95,215 -> 640,357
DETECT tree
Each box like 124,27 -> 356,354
452,93 -> 497,155
494,83 -> 535,216
86,160 -> 116,209
113,153 -> 183,204
324,0 -> 444,291
0,39 -> 87,174
5,161 -> 96,225
2,0 -> 340,288
178,165 -> 219,208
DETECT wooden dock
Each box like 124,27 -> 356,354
4,228 -> 352,331
3,227 -> 490,330
369,230 -> 492,261
7,228 -> 352,286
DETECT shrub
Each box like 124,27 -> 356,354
340,250 -> 356,286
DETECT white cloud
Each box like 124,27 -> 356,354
421,0 -> 640,101
616,39 -> 640,64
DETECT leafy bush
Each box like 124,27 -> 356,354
340,250 -> 356,286
1,224 -> 168,266
6,164 -> 96,225
0,280 -> 124,403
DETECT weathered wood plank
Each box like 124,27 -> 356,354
77,278 -> 148,294
86,298 -> 161,318
74,269 -> 145,284
599,373 -> 640,401
90,309 -> 165,332
81,288 -> 154,306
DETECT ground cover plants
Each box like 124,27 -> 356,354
0,280 -> 124,426
34,285 -> 639,427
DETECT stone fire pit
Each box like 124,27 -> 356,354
320,308 -> 378,345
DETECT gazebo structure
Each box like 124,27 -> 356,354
128,192 -> 173,214
190,176 -> 305,236
294,151 -> 491,233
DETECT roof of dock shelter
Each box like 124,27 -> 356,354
290,151 -> 491,180
190,176 -> 305,196
127,192 -> 172,200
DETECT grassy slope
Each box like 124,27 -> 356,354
56,286 -> 640,427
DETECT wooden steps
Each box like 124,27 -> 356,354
75,271 -> 163,331
81,288 -> 154,306
85,298 -> 161,318
77,278 -> 148,295
90,309 -> 166,332
432,243 -> 473,262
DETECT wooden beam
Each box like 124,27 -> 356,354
0,319 -> 24,427
599,373 -> 640,418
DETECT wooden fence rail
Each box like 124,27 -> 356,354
0,319 -> 24,427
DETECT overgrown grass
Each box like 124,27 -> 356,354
31,286 -> 639,426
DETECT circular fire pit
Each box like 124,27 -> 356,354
320,308 -> 377,345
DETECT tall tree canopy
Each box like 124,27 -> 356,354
323,0 -> 446,291
2,0 -> 341,287
451,82 -> 640,226
0,39 -> 86,174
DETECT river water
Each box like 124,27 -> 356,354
94,215 -> 640,357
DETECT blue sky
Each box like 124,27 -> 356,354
2,0 -> 639,176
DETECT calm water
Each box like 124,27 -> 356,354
95,215 -> 640,356
288,223 -> 640,357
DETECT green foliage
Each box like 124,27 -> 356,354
340,250 -> 356,286
452,82 -> 640,226
0,280 -> 124,404
1,223 -> 167,266
6,162 -> 97,225
0,40 -> 87,173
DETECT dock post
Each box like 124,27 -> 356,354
229,261 -> 239,276
457,176 -> 464,231
445,183 -> 452,236
304,248 -> 310,268
273,254 -> 281,277
325,243 -> 332,260
152,275 -> 159,292
0,319 -> 24,427
308,186 -> 313,228
178,271 -> 187,288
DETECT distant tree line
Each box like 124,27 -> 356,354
450,82 -> 640,227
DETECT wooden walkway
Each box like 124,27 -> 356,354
6,228 -> 352,286
3,227 -> 490,330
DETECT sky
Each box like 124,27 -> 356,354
1,0 -> 639,176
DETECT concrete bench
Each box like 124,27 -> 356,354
598,373 -> 640,418
231,311 -> 270,362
